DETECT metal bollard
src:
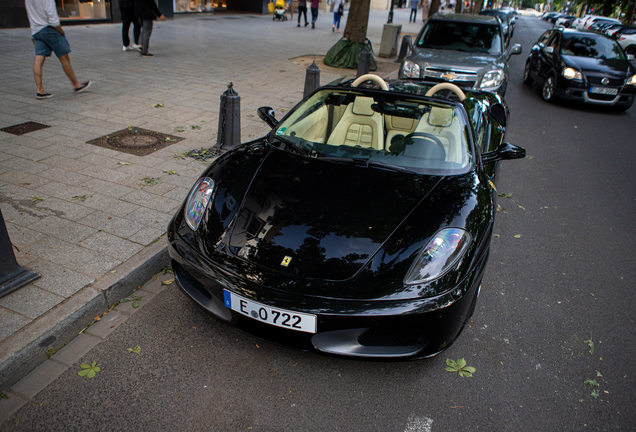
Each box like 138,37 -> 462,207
0,209 -> 40,299
396,35 -> 412,63
214,82 -> 241,151
303,60 -> 321,99
356,48 -> 371,78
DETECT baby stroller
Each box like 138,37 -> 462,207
272,0 -> 287,20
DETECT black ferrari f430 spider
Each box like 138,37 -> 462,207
167,76 -> 525,359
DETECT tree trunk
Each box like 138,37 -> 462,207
625,1 -> 635,24
428,0 -> 440,17
343,0 -> 371,44
455,0 -> 461,13
323,0 -> 376,70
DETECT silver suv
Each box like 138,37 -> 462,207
399,13 -> 522,98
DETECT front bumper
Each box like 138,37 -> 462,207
555,81 -> 636,107
167,220 -> 486,359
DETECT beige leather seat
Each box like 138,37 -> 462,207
327,96 -> 384,150
414,107 -> 464,165
385,115 -> 416,150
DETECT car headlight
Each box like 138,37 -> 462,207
404,228 -> 471,285
627,74 -> 636,86
479,70 -> 504,89
185,177 -> 215,231
562,67 -> 583,80
402,60 -> 421,79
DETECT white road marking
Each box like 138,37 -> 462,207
404,415 -> 434,432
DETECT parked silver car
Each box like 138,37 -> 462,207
399,14 -> 522,98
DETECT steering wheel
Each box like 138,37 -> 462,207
425,83 -> 466,101
409,132 -> 445,155
352,74 -> 389,91
390,132 -> 446,159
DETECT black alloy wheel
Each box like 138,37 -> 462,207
625,45 -> 636,56
542,75 -> 555,101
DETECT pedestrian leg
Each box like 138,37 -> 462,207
141,19 -> 153,54
132,18 -> 141,46
122,16 -> 132,47
33,55 -> 47,94
57,54 -> 81,88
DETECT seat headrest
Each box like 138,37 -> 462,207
428,107 -> 453,127
352,97 -> 375,116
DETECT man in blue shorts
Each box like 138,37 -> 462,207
25,0 -> 91,100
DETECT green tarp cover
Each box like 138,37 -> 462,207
323,38 -> 377,71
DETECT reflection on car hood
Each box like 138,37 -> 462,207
228,147 -> 443,282
563,56 -> 634,77
411,49 -> 505,73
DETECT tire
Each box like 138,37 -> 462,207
626,45 -> 636,56
523,60 -> 533,85
542,74 -> 556,101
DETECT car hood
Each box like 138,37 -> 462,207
227,147 -> 443,282
562,56 -> 634,77
411,49 -> 505,73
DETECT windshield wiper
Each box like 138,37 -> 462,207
273,135 -> 310,156
319,157 -> 415,173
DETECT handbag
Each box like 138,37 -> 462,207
338,3 -> 344,16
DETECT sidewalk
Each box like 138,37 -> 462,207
0,8 -> 421,391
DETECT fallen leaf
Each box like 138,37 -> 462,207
127,345 -> 141,356
514,234 -> 521,238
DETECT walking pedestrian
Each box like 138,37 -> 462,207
119,0 -> 141,51
25,0 -> 91,100
332,0 -> 344,32
133,0 -> 165,57
409,0 -> 419,22
297,0 -> 308,27
310,0 -> 319,29
286,0 -> 294,21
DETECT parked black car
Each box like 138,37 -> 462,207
523,27 -> 636,110
399,14 -> 522,98
167,76 -> 526,359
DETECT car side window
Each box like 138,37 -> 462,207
537,31 -> 552,47
547,33 -> 560,50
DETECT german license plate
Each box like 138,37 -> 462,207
223,290 -> 317,333
590,86 -> 618,95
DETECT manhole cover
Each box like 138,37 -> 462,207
86,127 -> 185,156
0,121 -> 51,136
120,135 -> 158,147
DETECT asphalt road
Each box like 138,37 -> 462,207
3,17 -> 636,432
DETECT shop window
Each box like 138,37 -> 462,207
56,0 -> 111,19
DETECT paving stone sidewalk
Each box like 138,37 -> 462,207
0,9 -> 415,391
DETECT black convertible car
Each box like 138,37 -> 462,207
523,27 -> 636,110
167,76 -> 525,359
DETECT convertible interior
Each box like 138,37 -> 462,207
274,77 -> 471,173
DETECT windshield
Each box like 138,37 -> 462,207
560,34 -> 627,60
481,11 -> 509,23
417,21 -> 503,54
272,89 -> 472,175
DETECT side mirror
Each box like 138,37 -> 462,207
488,103 -> 508,127
482,143 -> 526,165
510,44 -> 522,55
404,34 -> 414,49
543,46 -> 554,54
258,106 -> 278,129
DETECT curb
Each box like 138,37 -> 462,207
0,238 -> 170,391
